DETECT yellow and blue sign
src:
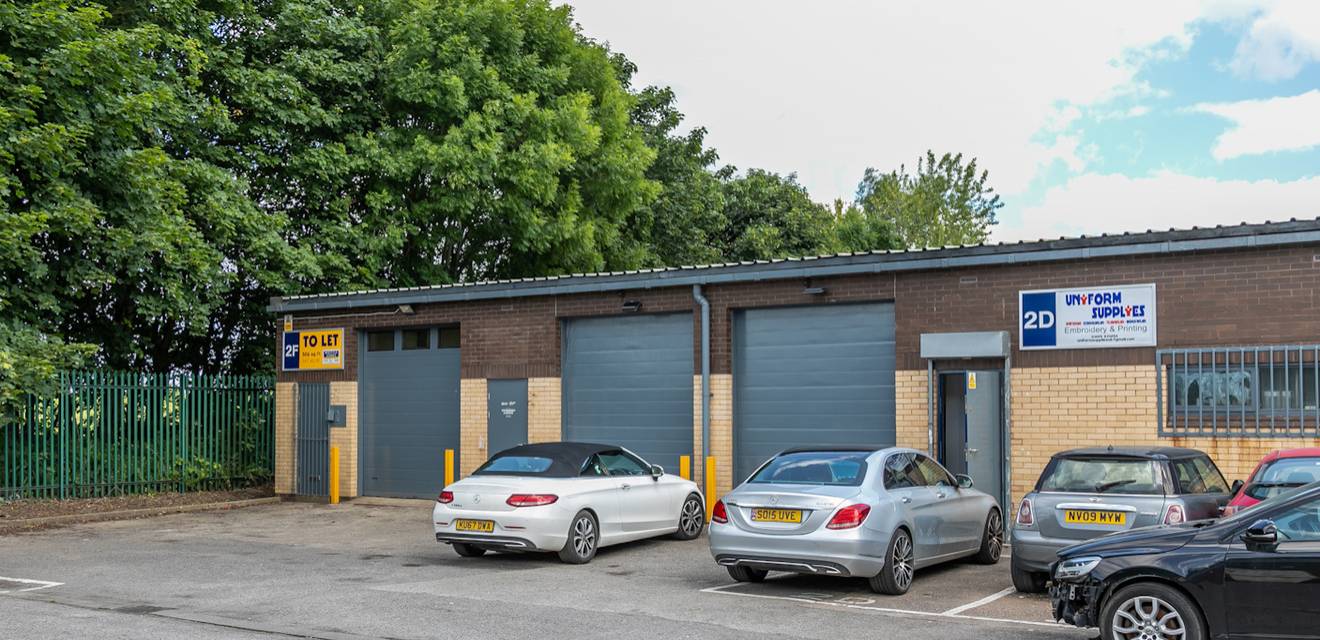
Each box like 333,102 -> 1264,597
282,328 -> 345,371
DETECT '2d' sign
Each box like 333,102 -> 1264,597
282,328 -> 345,371
1019,284 -> 1156,350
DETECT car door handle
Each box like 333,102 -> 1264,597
900,496 -> 911,504
935,492 -> 946,499
620,483 -> 631,491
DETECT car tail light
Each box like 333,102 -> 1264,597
1164,504 -> 1185,525
437,491 -> 454,504
711,500 -> 728,524
1016,497 -> 1034,527
506,494 -> 558,507
827,504 -> 871,530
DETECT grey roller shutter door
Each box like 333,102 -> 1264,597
361,334 -> 461,498
733,303 -> 896,483
562,313 -> 694,474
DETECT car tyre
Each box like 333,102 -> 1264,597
972,508 -> 1004,565
671,493 -> 705,540
451,542 -> 487,558
557,510 -> 599,564
867,528 -> 915,595
1100,582 -> 1205,640
726,565 -> 768,583
1010,557 -> 1047,593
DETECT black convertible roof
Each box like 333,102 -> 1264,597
475,442 -> 619,477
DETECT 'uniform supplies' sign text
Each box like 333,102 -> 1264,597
1019,284 -> 1156,350
282,328 -> 345,370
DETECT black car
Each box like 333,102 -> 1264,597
1050,480 -> 1320,640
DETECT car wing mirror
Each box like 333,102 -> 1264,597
1242,519 -> 1278,548
955,474 -> 974,489
1230,479 -> 1244,496
650,464 -> 664,480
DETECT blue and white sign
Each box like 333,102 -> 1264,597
1019,284 -> 1156,350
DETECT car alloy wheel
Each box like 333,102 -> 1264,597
680,497 -> 703,536
891,532 -> 914,591
1111,595 -> 1186,640
572,515 -> 597,557
985,510 -> 1003,561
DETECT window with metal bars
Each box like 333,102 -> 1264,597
1158,345 -> 1320,437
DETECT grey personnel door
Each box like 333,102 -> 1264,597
296,383 -> 330,497
561,313 -> 694,475
942,371 -> 1004,508
733,303 -> 897,484
361,328 -> 461,498
487,379 -> 528,457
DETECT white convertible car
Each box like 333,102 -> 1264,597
434,442 -> 706,563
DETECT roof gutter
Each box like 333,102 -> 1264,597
269,225 -> 1320,313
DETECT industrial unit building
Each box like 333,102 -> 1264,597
270,219 -> 1320,511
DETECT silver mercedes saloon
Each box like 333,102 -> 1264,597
708,447 -> 1003,595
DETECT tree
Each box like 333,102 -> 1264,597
854,151 -> 1002,249
830,199 -> 901,254
718,169 -> 837,261
608,53 -> 729,267
0,0 -> 304,376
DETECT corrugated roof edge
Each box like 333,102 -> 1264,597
269,217 -> 1320,313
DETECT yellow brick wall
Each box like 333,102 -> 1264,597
460,378 -> 488,478
708,374 -> 733,495
274,382 -> 296,495
328,381 -> 359,498
896,369 -> 930,452
527,377 -> 562,443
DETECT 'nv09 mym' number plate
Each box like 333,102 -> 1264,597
454,519 -> 495,533
1064,510 -> 1126,525
750,508 -> 803,523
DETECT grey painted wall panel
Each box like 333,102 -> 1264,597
733,304 -> 897,483
562,313 -> 694,474
487,379 -> 529,457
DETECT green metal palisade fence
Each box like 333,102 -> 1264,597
1,371 -> 275,500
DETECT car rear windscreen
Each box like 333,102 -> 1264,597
473,455 -> 554,475
749,452 -> 869,486
1039,457 -> 1161,494
1245,457 -> 1320,500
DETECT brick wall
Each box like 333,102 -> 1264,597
329,381 -> 359,498
896,370 -> 929,451
460,378 -> 488,478
527,377 -> 562,443
274,382 -> 296,495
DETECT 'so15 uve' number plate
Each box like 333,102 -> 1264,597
1064,510 -> 1126,525
454,519 -> 495,533
751,508 -> 803,523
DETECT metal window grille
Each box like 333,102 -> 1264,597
1158,345 -> 1320,437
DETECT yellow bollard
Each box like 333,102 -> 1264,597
679,455 -> 691,481
329,446 -> 340,505
704,456 -> 717,522
444,449 -> 455,488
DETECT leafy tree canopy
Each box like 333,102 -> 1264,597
854,151 -> 1003,249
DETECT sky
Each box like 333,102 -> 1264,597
564,0 -> 1320,244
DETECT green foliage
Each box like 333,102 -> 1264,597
0,321 -> 95,423
854,151 -> 1003,249
719,169 -> 838,261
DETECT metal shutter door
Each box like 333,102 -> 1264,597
361,339 -> 461,498
562,313 -> 694,473
733,303 -> 896,483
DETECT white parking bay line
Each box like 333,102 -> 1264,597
0,576 -> 64,595
701,583 -> 1063,629
941,586 -> 1016,615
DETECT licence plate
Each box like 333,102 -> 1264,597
750,508 -> 803,523
1064,509 -> 1126,525
454,519 -> 495,533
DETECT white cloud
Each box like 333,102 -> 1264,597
1227,1 -> 1320,80
1195,89 -> 1320,159
565,0 -> 1205,200
998,172 -> 1320,242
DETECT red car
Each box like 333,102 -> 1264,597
1224,448 -> 1320,515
